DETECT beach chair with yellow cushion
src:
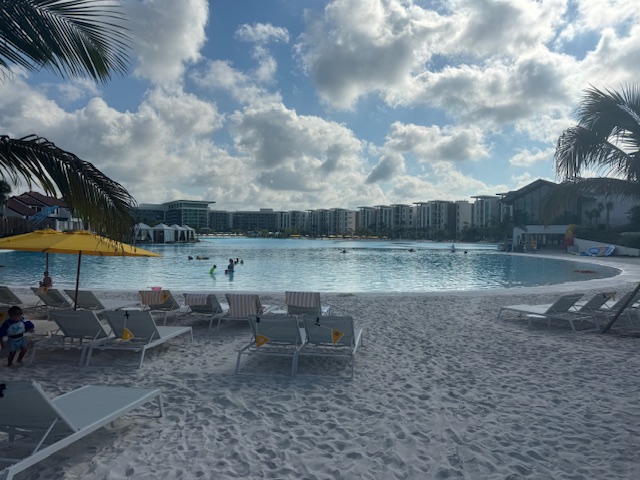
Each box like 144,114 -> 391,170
235,315 -> 306,377
300,315 -> 363,378
89,310 -> 193,368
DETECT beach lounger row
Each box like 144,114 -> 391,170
497,291 -> 640,332
236,314 -> 363,378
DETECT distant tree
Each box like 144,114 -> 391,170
0,180 -> 10,206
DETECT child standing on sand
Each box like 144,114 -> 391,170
0,306 -> 35,367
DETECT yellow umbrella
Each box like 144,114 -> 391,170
0,230 -> 160,309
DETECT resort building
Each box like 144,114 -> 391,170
358,207 -> 377,233
455,200 -> 473,235
231,209 -> 279,233
472,195 -> 501,229
135,200 -> 215,232
208,210 -> 231,232
498,179 -> 580,249
327,208 -> 357,235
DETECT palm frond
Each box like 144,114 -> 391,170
0,135 -> 136,241
0,0 -> 130,83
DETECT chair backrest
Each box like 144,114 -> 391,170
32,287 -> 72,308
303,315 -> 356,347
49,310 -> 110,340
285,291 -> 321,315
247,315 -> 304,346
545,293 -> 584,314
139,290 -> 179,310
65,289 -> 103,310
184,293 -> 223,313
0,286 -> 24,305
609,290 -> 640,310
578,292 -> 614,313
226,294 -> 262,319
103,310 -> 159,343
0,381 -> 77,433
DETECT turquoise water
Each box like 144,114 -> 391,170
0,238 -> 619,293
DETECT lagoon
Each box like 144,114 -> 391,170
0,238 -> 620,293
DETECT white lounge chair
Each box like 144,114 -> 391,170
0,286 -> 25,306
64,289 -> 139,312
30,310 -> 111,366
0,380 -> 163,480
235,315 -> 306,377
224,293 -> 276,326
183,293 -> 229,330
139,290 -> 182,325
591,290 -> 640,326
30,288 -> 72,309
88,310 -> 193,368
285,291 -> 330,316
300,315 -> 363,378
497,293 -> 584,323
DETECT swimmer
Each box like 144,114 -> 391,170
240,259 -> 244,264
210,264 -> 217,275
188,256 -> 193,260
341,249 -> 347,253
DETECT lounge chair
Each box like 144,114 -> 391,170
183,293 -> 229,330
0,286 -> 25,306
300,315 -> 364,378
139,289 -> 182,325
88,310 -> 193,368
30,310 -> 111,366
30,287 -> 72,309
224,293 -> 276,326
592,290 -> 640,326
64,289 -> 139,312
285,291 -> 330,316
235,315 -> 306,377
497,293 -> 584,323
0,380 -> 163,480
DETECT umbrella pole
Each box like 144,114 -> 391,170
74,252 -> 82,310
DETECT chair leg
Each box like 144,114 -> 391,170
157,395 -> 165,417
138,348 -> 147,369
235,351 -> 243,374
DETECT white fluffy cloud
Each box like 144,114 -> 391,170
235,23 -> 290,44
124,0 -> 209,86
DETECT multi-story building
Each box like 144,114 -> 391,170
358,207 -> 377,233
165,200 -> 214,231
208,210 -> 231,232
455,200 -> 473,235
471,195 -> 501,229
288,210 -> 308,232
327,208 -> 357,235
232,209 -> 278,232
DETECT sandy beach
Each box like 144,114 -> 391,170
3,253 -> 640,479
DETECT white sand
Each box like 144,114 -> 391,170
3,253 -> 640,479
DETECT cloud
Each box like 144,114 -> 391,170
366,122 -> 490,183
509,147 -> 555,167
124,0 -> 209,86
235,23 -> 290,44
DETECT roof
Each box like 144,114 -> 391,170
6,198 -> 37,216
498,179 -> 558,204
24,192 -> 67,208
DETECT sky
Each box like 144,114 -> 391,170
2,0 -> 640,212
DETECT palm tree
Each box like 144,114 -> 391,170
542,85 -> 640,224
544,85 -> 640,333
0,0 -> 133,240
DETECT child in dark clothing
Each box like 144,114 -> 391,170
0,306 -> 35,367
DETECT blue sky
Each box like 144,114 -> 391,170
1,0 -> 640,211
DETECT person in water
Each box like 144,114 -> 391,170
228,259 -> 235,273
210,264 -> 217,275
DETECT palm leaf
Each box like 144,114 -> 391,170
0,0 -> 130,83
0,135 -> 136,241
